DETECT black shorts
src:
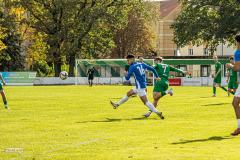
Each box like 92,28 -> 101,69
88,76 -> 94,80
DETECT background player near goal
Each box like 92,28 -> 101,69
87,66 -> 94,87
212,56 -> 229,97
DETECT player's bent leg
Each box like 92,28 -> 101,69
142,94 -> 159,117
234,88 -> 237,93
212,82 -> 216,97
110,89 -> 135,109
220,84 -> 228,94
140,95 -> 163,119
228,88 -> 232,97
142,91 -> 159,117
232,97 -> 240,119
0,90 -> 9,109
231,94 -> 240,135
127,89 -> 136,97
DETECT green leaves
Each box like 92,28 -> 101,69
171,0 -> 240,55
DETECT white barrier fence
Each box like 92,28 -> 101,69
34,77 -> 229,86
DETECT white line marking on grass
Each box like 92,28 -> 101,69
8,137 -> 114,160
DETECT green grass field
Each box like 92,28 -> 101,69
1,85 -> 240,160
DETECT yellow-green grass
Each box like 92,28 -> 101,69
0,85 -> 240,160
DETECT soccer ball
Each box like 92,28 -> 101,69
59,71 -> 68,80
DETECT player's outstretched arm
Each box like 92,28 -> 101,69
145,70 -> 149,79
144,64 -> 159,78
227,71 -> 230,83
215,68 -> 221,77
169,66 -> 188,75
226,61 -> 240,71
125,66 -> 133,80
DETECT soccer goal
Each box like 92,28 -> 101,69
75,59 -> 156,86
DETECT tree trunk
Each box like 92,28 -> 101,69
54,59 -> 62,77
69,55 -> 75,77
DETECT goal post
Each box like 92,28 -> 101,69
75,59 -> 156,86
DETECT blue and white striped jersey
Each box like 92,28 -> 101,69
125,62 -> 159,89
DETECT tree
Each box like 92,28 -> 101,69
0,3 -> 25,71
170,0 -> 240,55
9,0 -> 142,77
0,27 -> 7,51
26,32 -> 49,69
111,6 -> 159,58
64,0 -> 142,77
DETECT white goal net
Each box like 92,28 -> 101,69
75,59 -> 156,86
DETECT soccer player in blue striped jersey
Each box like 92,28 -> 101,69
110,54 -> 164,119
132,57 -> 149,97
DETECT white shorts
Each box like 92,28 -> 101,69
132,86 -> 146,97
234,85 -> 240,97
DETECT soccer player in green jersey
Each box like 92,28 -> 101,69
0,73 -> 9,109
142,57 -> 189,117
212,56 -> 229,97
227,56 -> 239,96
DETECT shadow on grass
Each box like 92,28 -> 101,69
172,136 -> 232,145
202,103 -> 230,106
75,117 -> 152,123
108,98 -> 122,100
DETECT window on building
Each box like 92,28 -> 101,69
203,48 -> 208,55
201,65 -> 211,77
174,50 -> 180,56
188,49 -> 193,55
188,65 -> 193,71
174,50 -> 177,56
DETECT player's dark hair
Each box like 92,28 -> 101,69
126,54 -> 135,59
155,56 -> 162,62
235,33 -> 240,43
230,56 -> 234,60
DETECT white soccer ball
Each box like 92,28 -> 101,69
59,71 -> 68,80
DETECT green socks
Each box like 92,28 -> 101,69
213,86 -> 235,95
4,101 -> 7,105
221,86 -> 228,92
213,87 -> 216,94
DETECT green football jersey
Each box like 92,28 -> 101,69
228,68 -> 238,78
215,62 -> 221,75
152,63 -> 185,81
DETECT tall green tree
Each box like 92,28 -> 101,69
0,3 -> 25,71
64,0 -> 142,77
9,0 -> 142,77
111,1 -> 160,58
170,0 -> 240,55
111,8 -> 157,58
